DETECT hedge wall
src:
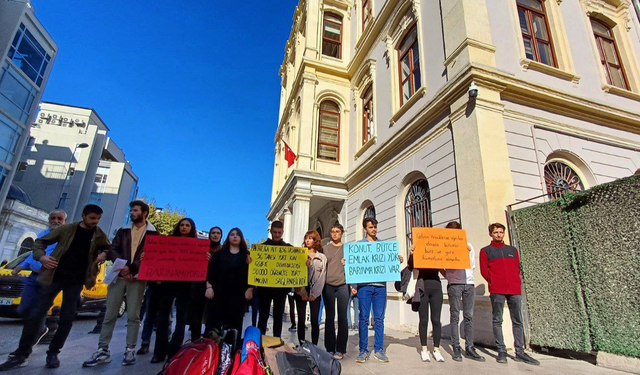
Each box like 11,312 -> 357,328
513,174 -> 640,358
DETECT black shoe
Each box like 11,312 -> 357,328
137,345 -> 149,355
0,356 -> 28,371
514,352 -> 540,366
288,325 -> 296,332
497,351 -> 507,364
452,347 -> 462,362
150,355 -> 165,364
464,348 -> 486,362
45,354 -> 60,368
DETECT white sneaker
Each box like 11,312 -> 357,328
420,350 -> 431,362
432,349 -> 445,362
83,349 -> 111,367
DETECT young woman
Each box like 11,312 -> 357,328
408,246 -> 446,363
205,228 -> 253,347
294,230 -> 327,345
151,218 -> 200,363
188,226 -> 223,341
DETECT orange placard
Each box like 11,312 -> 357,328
412,227 -> 471,269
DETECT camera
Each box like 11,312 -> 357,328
468,82 -> 479,98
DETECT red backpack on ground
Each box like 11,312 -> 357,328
230,340 -> 267,375
161,338 -> 220,375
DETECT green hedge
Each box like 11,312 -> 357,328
514,175 -> 640,358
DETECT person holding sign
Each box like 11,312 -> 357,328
294,230 -> 327,346
205,228 -> 252,347
322,223 -> 349,360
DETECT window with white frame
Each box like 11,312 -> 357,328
317,101 -> 340,161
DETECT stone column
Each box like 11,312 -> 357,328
283,208 -> 293,245
291,195 -> 311,248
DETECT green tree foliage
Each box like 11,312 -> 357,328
139,196 -> 186,236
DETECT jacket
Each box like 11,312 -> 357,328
479,241 -> 522,295
20,228 -> 57,273
296,251 -> 327,299
32,222 -> 110,288
108,221 -> 158,276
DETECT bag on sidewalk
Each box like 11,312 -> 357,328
298,341 -> 341,375
264,343 -> 297,375
160,337 -> 220,375
230,339 -> 268,375
275,352 -> 320,375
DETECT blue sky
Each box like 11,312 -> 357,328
32,0 -> 300,243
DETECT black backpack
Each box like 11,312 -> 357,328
276,352 -> 320,375
298,341 -> 341,375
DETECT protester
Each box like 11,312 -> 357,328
151,218 -> 200,363
205,228 -> 252,347
444,221 -> 485,362
0,205 -> 109,371
480,223 -> 539,366
256,221 -> 291,337
322,224 -> 348,359
83,201 -> 158,367
347,284 -> 359,331
189,226 -> 222,341
294,230 -> 326,346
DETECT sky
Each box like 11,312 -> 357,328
31,0 -> 300,243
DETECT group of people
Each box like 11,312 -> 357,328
0,199 -> 540,372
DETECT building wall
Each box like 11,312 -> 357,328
0,199 -> 47,261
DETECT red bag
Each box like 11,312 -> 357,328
161,338 -> 220,375
230,340 -> 267,375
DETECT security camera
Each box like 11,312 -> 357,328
468,82 -> 479,98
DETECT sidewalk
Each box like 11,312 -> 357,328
0,314 -> 627,375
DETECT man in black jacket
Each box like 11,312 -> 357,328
83,201 -> 159,367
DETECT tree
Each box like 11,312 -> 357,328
140,196 -> 186,236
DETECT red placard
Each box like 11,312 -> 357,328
138,235 -> 210,281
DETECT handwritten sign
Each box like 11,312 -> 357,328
344,241 -> 401,284
411,228 -> 470,269
249,245 -> 308,287
138,236 -> 210,281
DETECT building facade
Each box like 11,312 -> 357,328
14,102 -> 138,239
268,0 -> 640,346
0,0 -> 57,211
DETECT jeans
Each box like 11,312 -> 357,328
98,278 -> 146,350
490,293 -> 525,355
448,284 -> 476,351
17,274 -> 43,321
347,294 -> 359,328
257,287 -> 287,337
322,284 -> 349,354
15,281 -> 83,357
418,286 -> 443,347
357,285 -> 386,353
154,282 -> 190,359
294,294 -> 322,345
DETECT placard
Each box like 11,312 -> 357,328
249,245 -> 308,287
344,241 -> 401,284
138,236 -> 210,281
411,227 -> 471,269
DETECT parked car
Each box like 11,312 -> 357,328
0,252 -> 122,318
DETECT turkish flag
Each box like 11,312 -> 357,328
284,140 -> 296,168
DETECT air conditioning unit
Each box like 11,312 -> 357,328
75,119 -> 85,126
39,112 -> 47,118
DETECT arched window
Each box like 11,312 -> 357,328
364,204 -> 376,220
362,86 -> 374,145
516,0 -> 556,67
317,101 -> 340,161
18,237 -> 34,255
323,13 -> 342,59
404,179 -> 432,248
591,18 -> 629,90
544,161 -> 584,199
398,27 -> 421,105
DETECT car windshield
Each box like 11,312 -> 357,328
3,253 -> 31,269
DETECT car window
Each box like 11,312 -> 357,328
3,253 -> 31,269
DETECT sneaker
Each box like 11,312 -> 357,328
497,351 -> 507,364
137,345 -> 149,355
35,327 -> 49,346
514,352 -> 540,366
288,325 -> 296,332
83,349 -> 111,367
122,349 -> 136,366
372,351 -> 389,363
432,349 -> 445,362
333,352 -> 344,360
45,354 -> 60,368
452,347 -> 462,362
464,348 -> 486,362
0,356 -> 28,371
420,350 -> 431,362
355,351 -> 369,363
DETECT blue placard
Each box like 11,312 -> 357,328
344,241 -> 401,284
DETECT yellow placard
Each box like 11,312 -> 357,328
412,227 -> 471,269
249,245 -> 308,287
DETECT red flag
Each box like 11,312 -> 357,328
283,139 -> 296,168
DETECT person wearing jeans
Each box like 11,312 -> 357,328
322,224 -> 349,359
480,223 -> 539,366
347,285 -> 359,330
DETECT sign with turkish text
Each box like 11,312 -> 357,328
411,227 -> 471,269
138,236 -> 210,281
344,241 -> 401,284
248,245 -> 308,287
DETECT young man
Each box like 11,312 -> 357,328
257,221 -> 292,337
480,223 -> 539,366
355,217 -> 402,364
444,221 -> 485,362
322,223 -> 349,360
0,205 -> 110,371
84,201 -> 158,367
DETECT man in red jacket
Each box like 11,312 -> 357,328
480,223 -> 539,366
